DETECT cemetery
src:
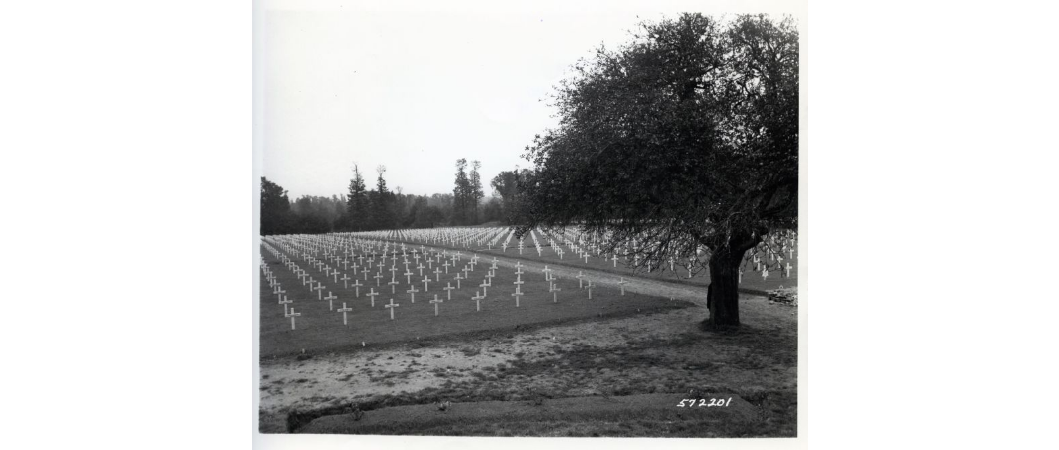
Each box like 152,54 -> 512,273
260,234 -> 692,357
258,231 -> 797,436
258,12 -> 799,438
379,226 -> 798,293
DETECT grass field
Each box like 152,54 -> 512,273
261,241 -> 692,357
390,229 -> 798,293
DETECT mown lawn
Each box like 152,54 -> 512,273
262,244 -> 692,357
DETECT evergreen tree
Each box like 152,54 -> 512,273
372,165 -> 394,229
453,158 -> 470,225
260,176 -> 292,235
346,164 -> 370,231
469,160 -> 484,224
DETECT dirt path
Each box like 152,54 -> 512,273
299,392 -> 758,435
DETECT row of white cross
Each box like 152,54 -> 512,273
263,236 -> 641,330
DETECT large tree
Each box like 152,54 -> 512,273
520,14 -> 798,328
347,164 -> 370,231
260,176 -> 292,235
371,165 -> 395,229
469,160 -> 484,223
452,158 -> 471,225
491,168 -> 533,224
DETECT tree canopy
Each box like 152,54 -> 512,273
519,13 -> 798,327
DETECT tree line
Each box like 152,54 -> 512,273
260,160 -> 535,235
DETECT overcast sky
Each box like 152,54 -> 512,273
260,1 -> 802,199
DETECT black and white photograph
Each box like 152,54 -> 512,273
11,1 -> 1059,449
255,0 -> 805,440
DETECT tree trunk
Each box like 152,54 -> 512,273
705,240 -> 756,329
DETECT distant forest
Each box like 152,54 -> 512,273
260,160 -> 533,235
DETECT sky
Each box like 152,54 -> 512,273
260,0 -> 803,199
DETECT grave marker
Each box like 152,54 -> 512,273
324,292 -> 337,311
443,282 -> 454,300
430,294 -> 443,316
384,298 -> 399,320
337,303 -> 353,326
285,308 -> 301,330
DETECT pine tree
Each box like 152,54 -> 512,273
372,165 -> 393,229
453,158 -> 470,225
346,164 -> 370,231
469,160 -> 484,224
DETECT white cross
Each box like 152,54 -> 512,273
407,285 -> 420,303
337,303 -> 353,326
550,283 -> 561,303
542,266 -> 552,280
279,297 -> 292,315
388,279 -> 399,294
511,290 -> 524,307
314,282 -> 326,300
612,254 -> 618,267
422,276 -> 431,292
285,308 -> 301,330
430,294 -> 443,316
324,291 -> 338,310
586,280 -> 594,299
351,279 -> 363,297
443,282 -> 454,300
785,262 -> 792,278
472,290 -> 485,311
367,289 -> 379,307
618,277 -> 627,296
384,298 -> 399,320
340,273 -> 351,289
576,271 -> 585,289
455,273 -> 463,289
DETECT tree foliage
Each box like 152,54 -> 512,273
519,14 -> 798,327
469,160 -> 484,223
260,176 -> 293,235
490,168 -> 534,224
346,164 -> 370,231
371,165 -> 396,229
